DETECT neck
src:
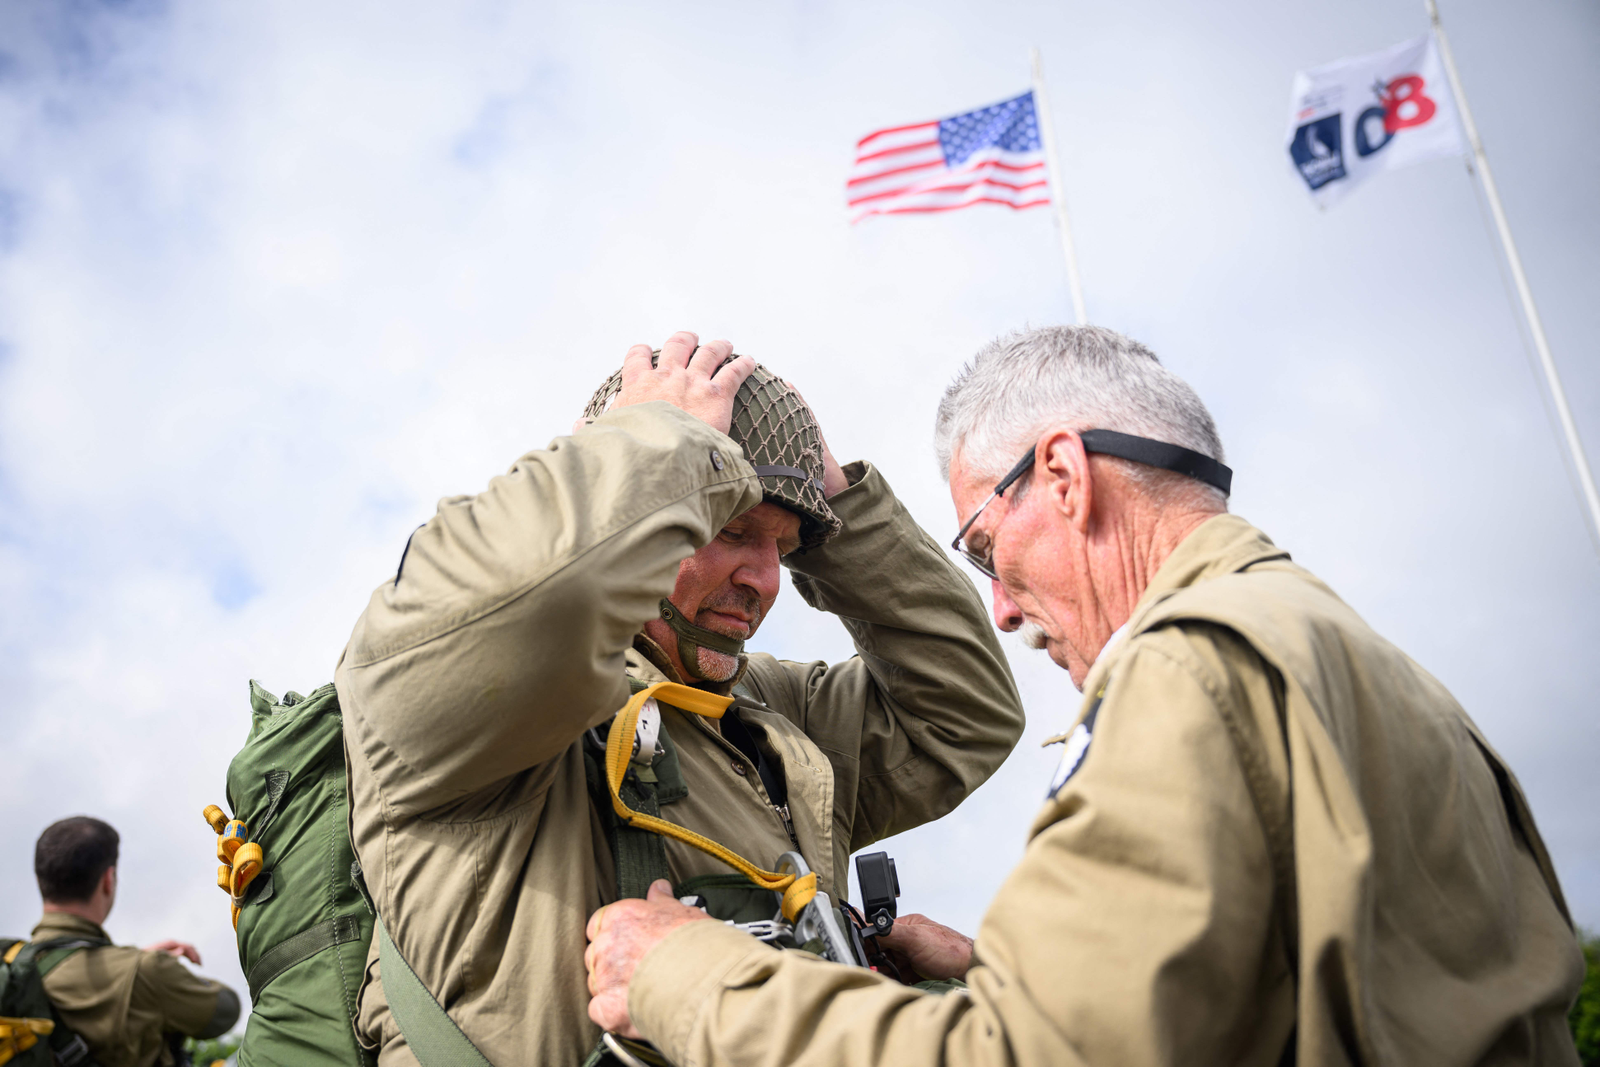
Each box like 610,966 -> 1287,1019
42,900 -> 107,927
1090,499 -> 1222,632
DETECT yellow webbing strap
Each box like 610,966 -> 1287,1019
202,804 -> 263,930
2,942 -> 21,965
606,682 -> 817,922
0,1015 -> 54,1063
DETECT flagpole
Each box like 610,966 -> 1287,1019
1030,47 -> 1088,325
1426,0 -> 1600,548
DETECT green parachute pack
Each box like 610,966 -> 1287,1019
0,936 -> 104,1067
204,678 -> 934,1067
204,682 -> 374,1067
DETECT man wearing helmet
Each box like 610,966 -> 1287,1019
335,332 -> 1025,1065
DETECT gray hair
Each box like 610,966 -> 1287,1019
934,325 -> 1227,508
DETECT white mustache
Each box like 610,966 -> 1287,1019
1018,623 -> 1049,650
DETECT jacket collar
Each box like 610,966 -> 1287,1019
31,911 -> 110,943
1080,514 -> 1289,696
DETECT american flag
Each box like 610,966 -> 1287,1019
847,91 -> 1050,223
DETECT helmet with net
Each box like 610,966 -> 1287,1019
583,355 -> 842,551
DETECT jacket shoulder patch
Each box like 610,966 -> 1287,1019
1047,689 -> 1104,799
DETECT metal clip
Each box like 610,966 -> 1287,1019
727,918 -> 792,943
601,1032 -> 671,1067
631,698 -> 662,766
775,851 -> 862,967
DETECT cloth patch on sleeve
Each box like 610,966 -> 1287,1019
1047,691 -> 1103,799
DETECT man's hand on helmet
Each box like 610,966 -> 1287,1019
612,331 -> 756,436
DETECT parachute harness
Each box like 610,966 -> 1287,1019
604,682 -> 818,923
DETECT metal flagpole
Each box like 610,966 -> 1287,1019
1426,0 -> 1600,548
1030,47 -> 1088,325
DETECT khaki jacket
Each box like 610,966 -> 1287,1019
335,402 -> 1023,1065
32,913 -> 237,1067
629,514 -> 1584,1066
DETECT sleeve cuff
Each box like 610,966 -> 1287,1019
786,460 -> 895,564
784,460 -> 923,588
629,921 -> 778,1061
587,400 -> 760,488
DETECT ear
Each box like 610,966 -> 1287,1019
100,866 -> 117,897
1037,429 -> 1092,534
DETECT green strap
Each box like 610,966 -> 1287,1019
246,915 -> 363,1004
375,917 -> 494,1067
583,733 -> 671,899
32,938 -> 107,977
614,775 -> 670,899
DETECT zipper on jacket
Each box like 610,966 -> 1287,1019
774,803 -> 798,849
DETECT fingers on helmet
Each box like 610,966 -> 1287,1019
716,353 -> 757,392
620,343 -> 655,384
688,338 -> 733,378
659,331 -> 700,369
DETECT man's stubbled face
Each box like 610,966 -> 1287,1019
689,586 -> 766,681
645,502 -> 802,683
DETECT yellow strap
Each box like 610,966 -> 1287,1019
2,943 -> 22,965
606,682 -> 818,922
204,804 -> 261,924
0,1019 -> 52,1037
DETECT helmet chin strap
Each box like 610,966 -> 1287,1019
658,599 -> 745,681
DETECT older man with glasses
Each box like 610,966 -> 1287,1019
585,325 -> 1585,1067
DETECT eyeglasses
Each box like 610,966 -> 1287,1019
948,429 -> 1235,580
950,446 -> 1038,580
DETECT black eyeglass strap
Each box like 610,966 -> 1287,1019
1080,429 -> 1232,496
993,449 -> 1037,496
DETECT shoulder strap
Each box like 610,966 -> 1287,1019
26,937 -> 109,977
374,917 -> 494,1067
1207,671 -> 1300,976
583,732 -> 671,900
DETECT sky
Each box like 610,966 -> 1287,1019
1,0 -> 1597,1023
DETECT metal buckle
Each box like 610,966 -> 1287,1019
727,918 -> 792,942
775,851 -> 862,967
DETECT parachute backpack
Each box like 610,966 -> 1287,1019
203,682 -> 374,1067
0,936 -> 105,1067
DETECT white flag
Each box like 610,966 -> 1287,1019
1286,34 -> 1466,205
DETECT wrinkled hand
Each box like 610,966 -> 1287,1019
611,331 -> 756,436
877,913 -> 973,981
144,940 -> 201,964
586,879 -> 712,1038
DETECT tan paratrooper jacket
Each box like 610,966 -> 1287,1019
628,514 -> 1584,1067
335,402 -> 1025,1065
30,913 -> 238,1067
